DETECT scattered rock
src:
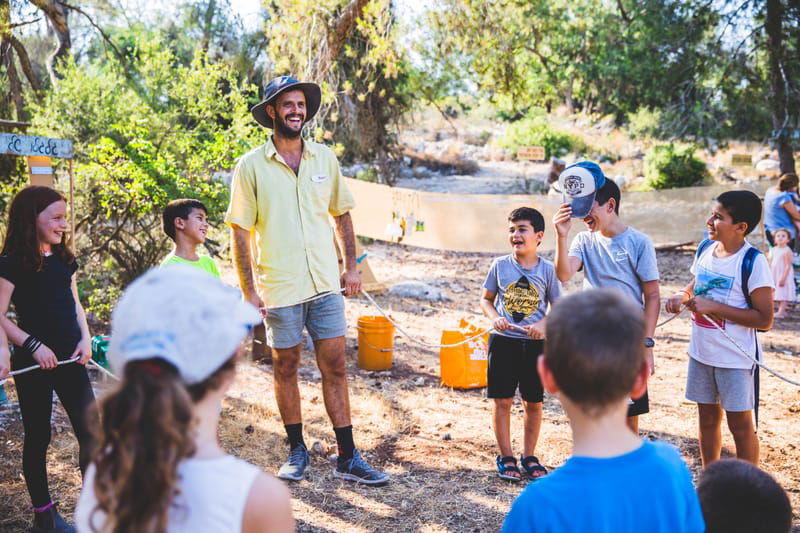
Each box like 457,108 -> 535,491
245,425 -> 254,434
413,377 -> 425,386
388,281 -> 449,302
311,441 -> 325,456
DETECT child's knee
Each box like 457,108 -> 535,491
493,397 -> 514,411
726,412 -> 755,437
522,400 -> 543,412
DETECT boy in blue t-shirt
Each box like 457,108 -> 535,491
503,289 -> 704,533
480,207 -> 561,481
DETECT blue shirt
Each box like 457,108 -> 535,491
483,255 -> 561,339
764,188 -> 797,238
502,440 -> 705,533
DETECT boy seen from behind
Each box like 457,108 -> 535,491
666,191 -> 773,467
503,289 -> 704,533
161,199 -> 221,278
552,162 -> 660,434
697,459 -> 792,533
481,207 -> 561,481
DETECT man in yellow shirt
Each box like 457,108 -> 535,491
226,76 -> 388,486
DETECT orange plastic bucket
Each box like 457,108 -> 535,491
357,315 -> 394,371
440,317 -> 488,389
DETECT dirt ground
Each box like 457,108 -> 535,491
1,241 -> 798,532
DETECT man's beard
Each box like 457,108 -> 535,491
274,113 -> 304,139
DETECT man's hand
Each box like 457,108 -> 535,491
245,291 -> 266,318
340,269 -> 362,297
552,203 -> 573,238
492,317 -> 510,331
72,337 -> 92,365
32,343 -> 58,370
524,322 -> 546,340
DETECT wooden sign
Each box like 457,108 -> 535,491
517,146 -> 546,161
731,153 -> 752,167
0,133 -> 74,158
27,155 -> 54,187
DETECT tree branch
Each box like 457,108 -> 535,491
8,35 -> 41,92
60,1 -> 126,65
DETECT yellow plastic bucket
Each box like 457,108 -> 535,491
440,317 -> 488,389
357,315 -> 394,371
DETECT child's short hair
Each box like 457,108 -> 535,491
544,289 -> 645,413
162,199 -> 207,241
777,172 -> 798,192
697,459 -> 791,533
508,207 -> 545,232
715,190 -> 762,236
594,178 -> 621,214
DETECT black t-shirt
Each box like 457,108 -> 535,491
0,253 -> 81,362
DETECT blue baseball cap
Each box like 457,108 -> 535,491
556,161 -> 606,218
250,76 -> 322,129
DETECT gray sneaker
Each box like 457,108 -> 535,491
333,449 -> 389,486
277,444 -> 310,481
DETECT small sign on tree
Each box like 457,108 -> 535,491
731,153 -> 753,167
518,146 -> 546,162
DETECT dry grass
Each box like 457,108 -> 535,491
1,242 -> 799,532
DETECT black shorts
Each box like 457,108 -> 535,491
628,389 -> 649,417
487,334 -> 544,403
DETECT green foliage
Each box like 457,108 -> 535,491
644,144 -> 709,190
496,109 -> 585,159
625,107 -> 663,140
28,41 -> 262,291
264,0 -> 414,183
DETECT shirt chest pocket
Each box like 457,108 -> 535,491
305,173 -> 332,213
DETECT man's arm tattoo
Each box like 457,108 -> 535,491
334,212 -> 357,269
231,227 -> 257,295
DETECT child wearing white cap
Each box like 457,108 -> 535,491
75,266 -> 294,533
552,162 -> 661,435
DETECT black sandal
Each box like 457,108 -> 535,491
520,455 -> 548,480
496,455 -> 521,482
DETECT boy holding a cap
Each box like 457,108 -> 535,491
552,162 -> 660,434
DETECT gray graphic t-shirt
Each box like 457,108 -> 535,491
483,255 -> 562,339
568,227 -> 659,307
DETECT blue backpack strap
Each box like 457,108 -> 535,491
740,246 -> 761,309
695,238 -> 713,260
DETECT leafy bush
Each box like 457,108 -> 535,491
625,107 -> 662,140
644,144 -> 709,189
497,109 -> 586,159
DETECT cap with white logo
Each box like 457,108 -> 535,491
556,161 -> 606,218
108,265 -> 262,384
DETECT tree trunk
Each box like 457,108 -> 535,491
28,0 -> 71,84
325,0 -> 369,72
766,0 -> 796,174
2,40 -> 25,120
201,0 -> 216,55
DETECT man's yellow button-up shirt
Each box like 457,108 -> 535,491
225,138 -> 355,308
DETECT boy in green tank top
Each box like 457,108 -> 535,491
160,199 -> 221,278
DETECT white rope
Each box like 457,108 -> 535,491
701,312 -> 800,387
264,288 -> 346,311
0,356 -> 119,387
656,306 -> 687,328
359,288 -> 521,348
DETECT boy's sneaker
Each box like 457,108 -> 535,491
333,449 -> 389,486
277,444 -> 310,481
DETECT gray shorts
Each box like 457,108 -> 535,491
685,357 -> 755,412
265,293 -> 347,349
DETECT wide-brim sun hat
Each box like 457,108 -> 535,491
250,76 -> 322,129
556,161 -> 607,218
108,265 -> 262,384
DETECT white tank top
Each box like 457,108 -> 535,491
75,455 -> 261,533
